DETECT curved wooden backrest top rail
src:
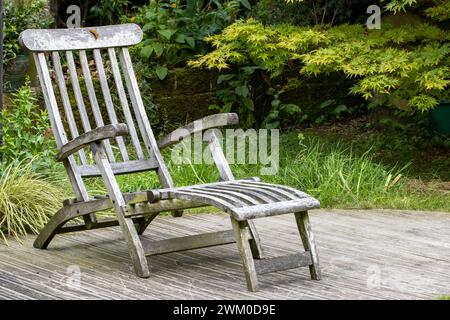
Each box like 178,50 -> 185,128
19,24 -> 143,52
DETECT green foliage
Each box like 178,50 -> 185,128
3,0 -> 53,67
425,1 -> 450,22
208,65 -> 302,128
0,161 -> 67,244
89,0 -> 130,25
132,0 -> 247,80
111,132 -> 449,211
253,0 -> 375,26
191,19 -> 450,112
0,82 -> 57,171
210,66 -> 257,127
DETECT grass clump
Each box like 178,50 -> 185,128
0,161 -> 67,244
94,133 -> 449,212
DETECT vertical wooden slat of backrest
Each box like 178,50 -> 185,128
118,48 -> 174,188
93,49 -> 129,162
52,52 -> 88,166
79,50 -> 116,163
107,48 -> 144,160
65,51 -> 92,135
34,52 -> 90,202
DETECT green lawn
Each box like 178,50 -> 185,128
76,131 -> 450,212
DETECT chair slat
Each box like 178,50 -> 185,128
210,184 -> 276,203
118,48 -> 174,188
66,51 -> 92,134
34,52 -> 90,201
107,48 -> 144,160
194,186 -> 258,205
52,51 -> 88,165
78,159 -> 159,177
204,185 -> 270,204
79,50 -> 116,162
241,181 -> 309,199
179,188 -> 245,207
93,49 -> 129,161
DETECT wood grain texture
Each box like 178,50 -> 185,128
2,210 -> 449,299
143,229 -> 236,256
90,142 -> 150,278
158,113 -> 239,150
78,159 -> 158,177
55,124 -> 128,162
20,24 -> 143,51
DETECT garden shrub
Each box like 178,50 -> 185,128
131,0 -> 251,80
190,0 -> 449,127
0,82 -> 57,171
251,0 -> 375,26
3,0 -> 53,68
191,18 -> 449,111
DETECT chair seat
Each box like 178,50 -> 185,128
160,179 -> 320,221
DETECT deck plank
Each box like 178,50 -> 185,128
0,209 -> 449,300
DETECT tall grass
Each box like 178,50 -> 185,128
89,135 -> 448,211
0,161 -> 67,244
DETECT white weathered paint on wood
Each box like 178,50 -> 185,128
19,24 -> 143,52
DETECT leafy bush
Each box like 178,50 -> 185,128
209,66 -> 301,128
190,17 -> 449,113
3,0 -> 53,67
0,82 -> 57,171
132,0 -> 250,80
89,0 -> 131,25
251,0 -> 375,26
0,161 -> 67,244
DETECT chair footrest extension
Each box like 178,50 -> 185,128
143,229 -> 238,256
254,252 -> 312,275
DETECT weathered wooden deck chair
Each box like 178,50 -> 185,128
20,24 -> 321,291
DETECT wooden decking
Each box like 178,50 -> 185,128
0,209 -> 449,300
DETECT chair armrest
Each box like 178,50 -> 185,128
55,123 -> 128,162
157,113 -> 238,150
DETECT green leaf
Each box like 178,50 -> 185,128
158,29 -> 176,40
241,66 -> 259,75
185,36 -> 196,49
238,0 -> 252,10
174,33 -> 186,44
235,85 -> 249,97
334,105 -> 348,115
155,65 -> 168,80
223,102 -> 233,112
140,45 -> 154,59
242,97 -> 254,111
217,74 -> 235,84
152,42 -> 164,57
319,99 -> 335,109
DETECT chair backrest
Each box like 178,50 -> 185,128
20,24 -> 174,202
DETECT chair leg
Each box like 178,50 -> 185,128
34,204 -> 89,249
136,212 -> 159,235
90,142 -> 150,278
230,217 -> 259,292
118,207 -> 150,278
247,221 -> 264,259
294,211 -> 321,280
34,207 -> 70,249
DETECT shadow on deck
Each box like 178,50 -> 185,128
0,209 -> 449,299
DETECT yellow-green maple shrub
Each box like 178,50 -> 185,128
190,2 -> 449,112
